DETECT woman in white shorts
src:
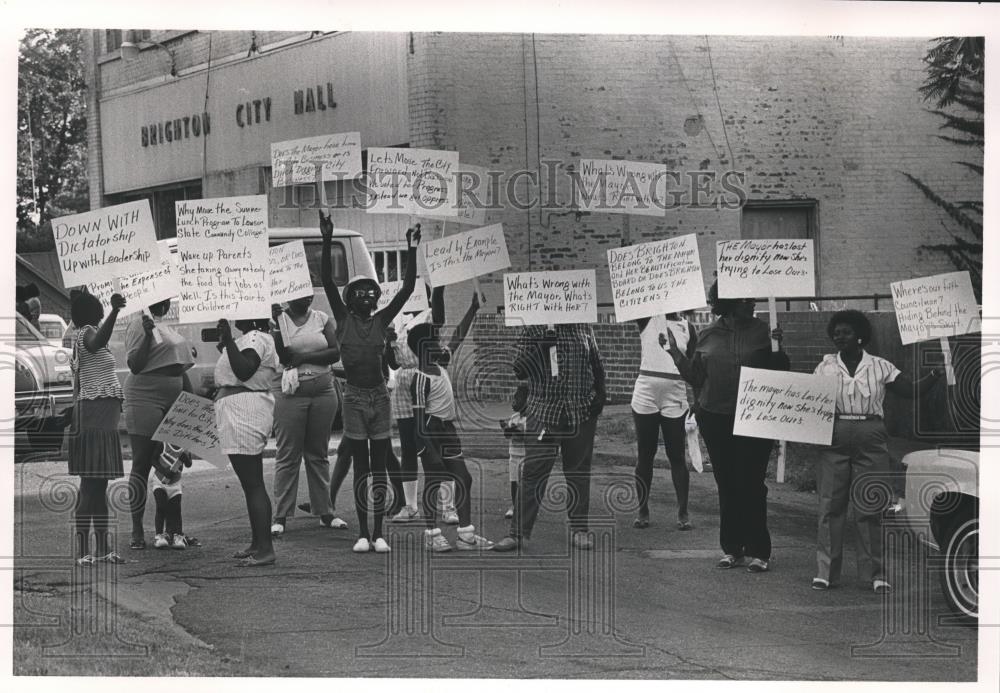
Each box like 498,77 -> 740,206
631,313 -> 697,530
213,317 -> 281,567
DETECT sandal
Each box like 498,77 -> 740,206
232,549 -> 256,559
98,552 -> 127,564
76,555 -> 96,567
676,520 -> 693,531
183,536 -> 202,547
632,517 -> 650,529
129,538 -> 146,550
237,556 -> 276,567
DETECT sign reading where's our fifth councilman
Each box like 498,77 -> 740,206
52,200 -> 160,286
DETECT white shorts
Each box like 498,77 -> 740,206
214,391 -> 275,456
152,475 -> 182,499
630,374 -> 688,418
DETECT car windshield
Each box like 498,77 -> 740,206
15,317 -> 45,345
38,321 -> 64,339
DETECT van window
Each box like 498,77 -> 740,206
286,239 -> 349,287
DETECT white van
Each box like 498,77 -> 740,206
104,227 -> 378,397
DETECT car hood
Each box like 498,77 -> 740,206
15,342 -> 73,389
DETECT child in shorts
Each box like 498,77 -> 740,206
151,443 -> 200,549
500,382 -> 529,519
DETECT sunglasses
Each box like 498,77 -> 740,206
351,288 -> 379,299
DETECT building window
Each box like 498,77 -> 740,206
371,248 -> 409,283
740,199 -> 819,302
105,30 -> 123,53
105,180 -> 202,239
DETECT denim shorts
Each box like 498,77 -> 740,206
342,382 -> 392,441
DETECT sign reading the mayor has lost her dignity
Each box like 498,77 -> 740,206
890,271 -> 979,345
734,368 -> 838,446
503,269 -> 598,326
716,239 -> 815,298
52,200 -> 160,286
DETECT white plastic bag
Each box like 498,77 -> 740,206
281,367 -> 300,395
685,410 -> 704,473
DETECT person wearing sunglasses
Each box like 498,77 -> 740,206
320,210 -> 421,553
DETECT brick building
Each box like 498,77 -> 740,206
83,31 -> 980,430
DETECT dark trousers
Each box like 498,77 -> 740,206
510,414 -> 597,540
417,417 -> 473,528
696,410 -> 773,560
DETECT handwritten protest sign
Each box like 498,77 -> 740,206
607,234 -> 704,321
716,239 -> 815,298
504,270 -> 598,326
270,132 -> 363,187
455,163 -> 490,226
88,241 -> 179,317
734,368 -> 837,446
423,224 -> 511,287
152,392 -> 226,467
269,241 -> 314,303
367,147 -> 459,216
577,159 -> 667,217
378,280 -> 429,315
890,271 -> 979,345
175,196 -> 269,323
53,200 -> 160,286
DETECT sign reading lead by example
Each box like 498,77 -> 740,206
175,195 -> 270,324
52,199 -> 160,286
607,234 -> 704,321
503,269 -> 598,326
734,368 -> 838,446
422,224 -> 511,287
717,239 -> 815,298
890,271 -> 979,345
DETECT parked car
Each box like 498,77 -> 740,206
893,448 -> 979,623
14,314 -> 75,456
36,313 -> 68,347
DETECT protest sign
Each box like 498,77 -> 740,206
53,200 -> 160,286
367,147 -> 459,216
269,240 -> 314,303
423,224 -> 511,287
607,234 -> 705,321
503,270 -> 598,326
152,392 -> 226,467
270,132 -> 363,187
175,196 -> 270,323
88,241 -> 179,317
734,368 -> 837,446
890,271 -> 979,345
455,163 -> 490,226
378,280 -> 430,316
577,159 -> 667,217
716,239 -> 815,298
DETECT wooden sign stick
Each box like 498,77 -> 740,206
548,323 -> 559,378
768,296 -> 779,353
940,336 -> 956,386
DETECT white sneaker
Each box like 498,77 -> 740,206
456,532 -> 494,551
424,529 -> 453,552
352,537 -> 371,553
442,510 -> 460,525
504,507 -> 514,519
171,534 -> 187,550
271,522 -> 285,537
320,516 -> 348,529
390,506 -> 421,523
373,537 -> 391,553
153,533 -> 170,549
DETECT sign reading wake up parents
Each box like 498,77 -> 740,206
367,147 -> 459,216
608,234 -> 704,321
503,269 -> 598,326
52,199 -> 160,286
270,132 -> 363,187
890,271 -> 979,345
423,224 -> 511,287
733,368 -> 838,446
716,239 -> 815,298
175,196 -> 269,324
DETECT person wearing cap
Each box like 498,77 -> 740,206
320,210 -> 421,554
810,310 -> 942,593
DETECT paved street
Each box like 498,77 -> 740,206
13,436 -> 976,680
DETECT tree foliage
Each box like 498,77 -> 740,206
906,37 -> 984,301
17,28 -> 89,252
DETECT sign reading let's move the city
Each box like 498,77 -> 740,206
52,199 -> 160,287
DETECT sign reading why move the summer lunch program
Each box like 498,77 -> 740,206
577,159 -> 668,217
734,368 -> 838,446
270,132 -> 363,187
607,234 -> 705,321
152,392 -> 226,467
367,147 -> 459,216
890,271 -> 979,345
175,195 -> 270,323
52,199 -> 160,286
422,224 -> 511,287
504,269 -> 598,326
716,239 -> 815,298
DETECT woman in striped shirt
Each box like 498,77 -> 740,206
811,310 -> 941,592
68,291 -> 127,566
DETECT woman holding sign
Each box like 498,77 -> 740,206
68,291 -> 128,566
213,317 -> 282,567
269,296 -> 345,535
631,313 -> 698,531
320,210 -> 421,553
811,310 -> 941,592
666,281 -> 787,573
124,299 -> 196,550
